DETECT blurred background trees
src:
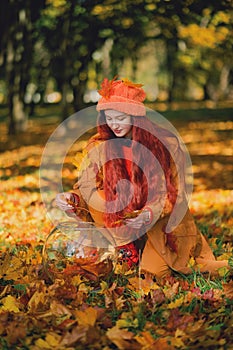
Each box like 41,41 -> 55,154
0,0 -> 232,134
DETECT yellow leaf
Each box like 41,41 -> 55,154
46,332 -> 61,347
72,149 -> 90,173
115,296 -> 126,309
175,329 -> 186,338
27,291 -> 47,311
0,254 -> 24,280
170,336 -> 186,348
167,295 -> 184,309
134,331 -> 155,347
128,276 -> 160,295
188,257 -> 195,267
116,314 -> 138,329
217,252 -> 232,261
71,274 -> 83,286
0,295 -> 20,313
74,307 -> 97,326
100,280 -> 108,292
122,78 -> 143,88
34,338 -> 51,349
218,266 -> 230,277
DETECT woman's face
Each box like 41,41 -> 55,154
105,110 -> 132,138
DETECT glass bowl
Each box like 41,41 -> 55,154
42,221 -> 117,281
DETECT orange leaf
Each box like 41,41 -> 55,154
106,326 -> 137,350
74,307 -> 97,326
122,78 -> 143,88
222,281 -> 233,299
98,76 -> 118,99
71,257 -> 114,277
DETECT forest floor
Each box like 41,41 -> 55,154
0,105 -> 233,349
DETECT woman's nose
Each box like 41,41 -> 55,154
112,121 -> 120,128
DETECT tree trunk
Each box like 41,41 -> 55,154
73,79 -> 86,112
219,65 -> 230,99
5,4 -> 31,134
61,81 -> 70,120
8,92 -> 28,134
166,38 -> 177,102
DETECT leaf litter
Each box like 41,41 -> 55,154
0,119 -> 233,349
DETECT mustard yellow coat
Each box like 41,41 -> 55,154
72,135 -> 228,278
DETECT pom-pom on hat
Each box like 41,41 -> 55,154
96,77 -> 146,116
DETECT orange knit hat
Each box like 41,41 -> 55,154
96,77 -> 146,116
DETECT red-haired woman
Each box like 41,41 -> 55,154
56,78 -> 231,281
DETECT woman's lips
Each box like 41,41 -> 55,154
114,129 -> 122,134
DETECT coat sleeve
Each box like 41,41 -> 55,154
73,140 -> 106,215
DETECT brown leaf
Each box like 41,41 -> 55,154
222,281 -> 233,299
167,308 -> 194,331
163,281 -> 180,299
106,326 -> 140,350
64,258 -> 114,279
151,289 -> 166,305
60,324 -> 99,347
6,321 -> 27,345
0,312 -> 9,335
27,291 -> 48,312
135,332 -> 174,350
50,300 -> 72,317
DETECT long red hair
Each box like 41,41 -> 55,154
95,111 -> 178,229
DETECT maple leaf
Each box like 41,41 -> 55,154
50,300 -> 72,317
163,281 -> 180,299
60,324 -> 100,347
134,331 -> 156,348
106,326 -> 139,350
167,308 -> 194,331
115,295 -> 126,309
72,149 -> 91,173
0,254 -> 24,280
98,76 -> 118,99
27,290 -> 48,312
72,257 -> 114,277
167,295 -> 185,309
122,77 -> 144,88
35,332 -> 61,349
150,288 -> 166,305
0,295 -> 20,313
222,281 -> 233,299
73,307 -> 97,326
6,320 -> 27,346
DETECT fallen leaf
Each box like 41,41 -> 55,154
167,295 -> 185,309
222,281 -> 233,299
0,295 -> 20,313
73,307 -> 97,326
106,325 -> 138,350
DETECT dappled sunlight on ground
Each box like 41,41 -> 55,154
0,111 -> 233,349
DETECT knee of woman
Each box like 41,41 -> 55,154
141,265 -> 171,280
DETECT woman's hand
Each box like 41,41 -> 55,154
55,192 -> 80,212
125,208 -> 152,229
